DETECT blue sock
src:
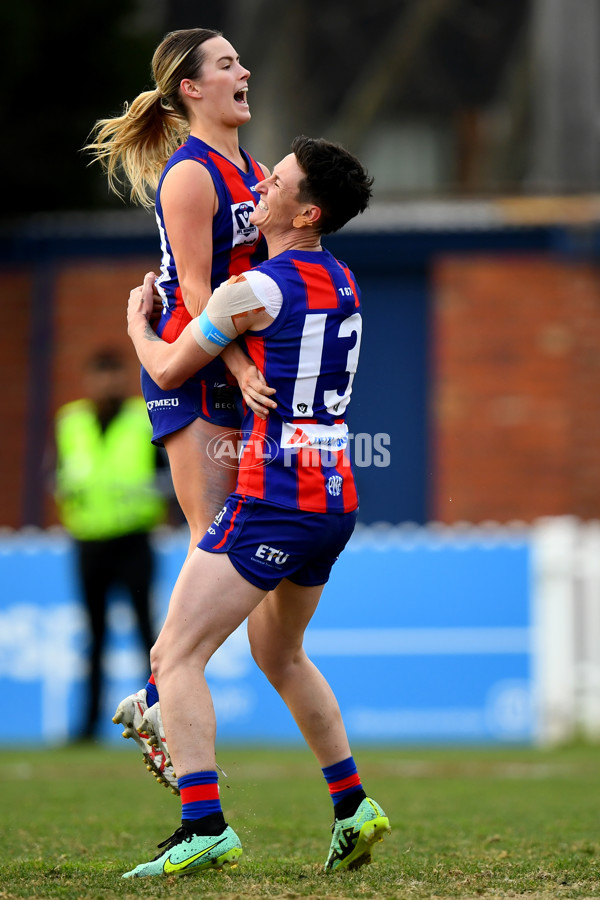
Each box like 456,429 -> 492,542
144,675 -> 159,707
179,771 -> 222,821
322,756 -> 366,818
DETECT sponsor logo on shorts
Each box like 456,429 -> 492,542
253,544 -> 289,566
147,398 -> 180,411
213,383 -> 238,411
213,506 -> 228,526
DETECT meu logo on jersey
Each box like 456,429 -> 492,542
253,544 -> 289,566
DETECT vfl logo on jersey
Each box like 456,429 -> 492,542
327,475 -> 343,497
254,544 -> 290,566
231,200 -> 259,247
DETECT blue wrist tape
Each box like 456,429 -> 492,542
198,309 -> 233,348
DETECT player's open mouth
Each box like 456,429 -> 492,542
234,87 -> 248,104
257,200 -> 268,210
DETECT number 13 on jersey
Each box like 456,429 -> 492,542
292,312 -> 362,418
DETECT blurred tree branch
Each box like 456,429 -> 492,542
327,0 -> 457,150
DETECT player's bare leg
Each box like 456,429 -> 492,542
123,551 -> 265,878
247,580 -> 351,766
113,419 -> 236,788
163,419 -> 237,559
151,549 -> 266,775
247,578 -> 390,872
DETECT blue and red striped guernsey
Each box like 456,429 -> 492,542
291,258 -> 340,309
236,248 -> 362,514
152,135 -> 267,382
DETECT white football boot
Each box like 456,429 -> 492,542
140,701 -> 227,781
113,690 -> 179,794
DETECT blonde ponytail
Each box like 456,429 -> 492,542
85,89 -> 188,209
85,27 -> 221,210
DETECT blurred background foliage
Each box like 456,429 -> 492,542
3,0 -> 598,219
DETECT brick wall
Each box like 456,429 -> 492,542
0,270 -> 32,528
432,256 -> 600,523
1,257 -> 158,529
51,259 -> 157,408
5,252 -> 600,528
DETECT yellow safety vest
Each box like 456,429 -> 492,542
54,397 -> 166,540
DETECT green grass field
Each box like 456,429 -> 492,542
2,742 -> 599,899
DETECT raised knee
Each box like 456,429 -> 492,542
250,641 -> 277,681
250,642 -> 300,690
149,643 -> 161,682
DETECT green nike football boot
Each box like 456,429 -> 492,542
122,823 -> 242,878
324,797 -> 391,872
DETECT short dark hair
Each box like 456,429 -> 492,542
291,136 -> 374,235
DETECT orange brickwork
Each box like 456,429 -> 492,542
0,270 -> 32,528
51,259 -> 158,410
1,257 -> 158,529
432,256 -> 600,523
4,252 -> 600,528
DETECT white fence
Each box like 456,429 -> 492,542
533,517 -> 600,744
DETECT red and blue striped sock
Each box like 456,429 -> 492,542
179,771 -> 226,835
322,756 -> 367,820
144,674 -> 159,707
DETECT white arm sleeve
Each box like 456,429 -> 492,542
242,270 -> 283,318
190,273 -> 283,355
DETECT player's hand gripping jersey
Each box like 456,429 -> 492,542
236,248 -> 362,513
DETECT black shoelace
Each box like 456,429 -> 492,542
152,824 -> 194,859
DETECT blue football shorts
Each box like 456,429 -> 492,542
141,365 -> 243,445
198,493 -> 357,591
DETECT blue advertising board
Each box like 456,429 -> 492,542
0,525 -> 532,745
